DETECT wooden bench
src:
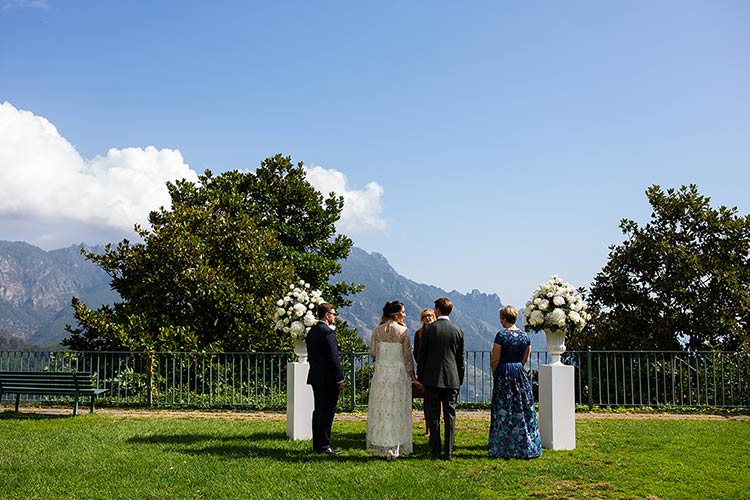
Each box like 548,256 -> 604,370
0,371 -> 108,416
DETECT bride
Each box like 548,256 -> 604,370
366,301 -> 423,459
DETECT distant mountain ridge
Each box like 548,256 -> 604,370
0,241 -> 543,351
337,247 -> 506,350
0,241 -> 118,348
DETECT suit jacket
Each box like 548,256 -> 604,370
306,321 -> 344,386
413,327 -> 424,366
417,317 -> 465,389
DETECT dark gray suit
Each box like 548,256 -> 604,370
417,317 -> 464,458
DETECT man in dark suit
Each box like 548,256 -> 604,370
417,297 -> 465,460
306,302 -> 345,455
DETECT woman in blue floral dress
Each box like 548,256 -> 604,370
488,305 -> 542,459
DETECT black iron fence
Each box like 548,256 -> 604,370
1,349 -> 748,411
571,349 -> 749,409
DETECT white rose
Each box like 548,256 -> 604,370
548,308 -> 567,327
534,298 -> 542,305
568,311 -> 582,324
290,321 -> 305,336
276,299 -> 284,307
539,299 -> 550,311
276,308 -> 286,317
553,295 -> 565,306
529,310 -> 544,326
303,311 -> 316,327
293,303 -> 307,317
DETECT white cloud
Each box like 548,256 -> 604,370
0,102 -> 387,249
304,164 -> 387,234
0,101 -> 199,248
0,0 -> 48,10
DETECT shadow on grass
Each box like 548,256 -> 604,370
124,428 -> 457,462
127,430 -> 287,445
0,410 -> 71,420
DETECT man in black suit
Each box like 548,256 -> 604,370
306,302 -> 345,455
417,297 -> 465,460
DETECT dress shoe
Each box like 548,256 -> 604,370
320,447 -> 341,455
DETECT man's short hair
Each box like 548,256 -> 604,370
316,302 -> 335,320
434,297 -> 453,316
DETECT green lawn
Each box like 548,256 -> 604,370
0,411 -> 747,500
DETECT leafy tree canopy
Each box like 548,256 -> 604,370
569,184 -> 750,352
64,154 -> 365,352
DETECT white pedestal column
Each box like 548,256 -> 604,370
538,363 -> 576,450
286,361 -> 314,440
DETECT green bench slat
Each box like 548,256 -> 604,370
0,371 -> 108,416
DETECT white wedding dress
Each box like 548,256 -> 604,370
366,321 -> 414,459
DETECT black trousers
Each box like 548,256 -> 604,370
311,384 -> 340,451
426,386 -> 459,458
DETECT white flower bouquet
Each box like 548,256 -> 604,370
273,280 -> 325,341
523,275 -> 591,335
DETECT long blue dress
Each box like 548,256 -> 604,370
488,328 -> 542,459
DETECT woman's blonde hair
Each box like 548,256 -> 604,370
420,308 -> 436,323
499,305 -> 518,324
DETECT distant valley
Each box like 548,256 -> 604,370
0,241 -> 545,351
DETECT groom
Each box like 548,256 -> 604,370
417,297 -> 465,460
306,302 -> 345,455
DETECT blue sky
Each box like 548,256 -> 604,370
1,0 -> 748,310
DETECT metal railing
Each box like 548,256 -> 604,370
574,349 -> 750,409
1,349 -> 748,410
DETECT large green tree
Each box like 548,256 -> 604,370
569,184 -> 750,351
64,154 -> 365,352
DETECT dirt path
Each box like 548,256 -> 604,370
7,406 -> 749,421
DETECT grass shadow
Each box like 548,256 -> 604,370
124,428 -> 449,463
127,430 -> 287,446
0,410 -> 71,420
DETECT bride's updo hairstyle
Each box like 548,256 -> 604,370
382,300 -> 405,318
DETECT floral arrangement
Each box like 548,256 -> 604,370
523,275 -> 591,335
273,280 -> 325,341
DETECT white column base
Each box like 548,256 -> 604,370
286,361 -> 314,440
538,363 -> 576,450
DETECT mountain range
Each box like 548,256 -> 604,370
0,241 -> 544,351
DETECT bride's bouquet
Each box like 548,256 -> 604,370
273,280 -> 325,341
523,275 -> 591,335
